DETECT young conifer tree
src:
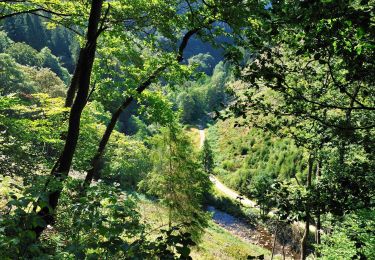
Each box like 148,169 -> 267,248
141,122 -> 210,239
201,138 -> 214,174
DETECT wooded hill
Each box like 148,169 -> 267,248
0,1 -> 374,259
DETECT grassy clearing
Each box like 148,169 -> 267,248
207,118 -> 306,192
185,126 -> 203,149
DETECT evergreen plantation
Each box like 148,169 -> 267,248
0,1 -> 374,259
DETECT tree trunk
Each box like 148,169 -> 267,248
316,211 -> 321,244
82,76 -> 156,187
315,160 -> 321,254
300,154 -> 313,260
83,97 -> 132,186
64,51 -> 83,107
33,0 -> 104,238
271,221 -> 278,260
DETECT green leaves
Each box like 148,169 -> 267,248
137,89 -> 176,126
57,180 -> 144,257
141,122 -> 210,239
0,94 -> 66,178
317,209 -> 375,259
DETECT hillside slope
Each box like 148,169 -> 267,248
207,119 -> 307,198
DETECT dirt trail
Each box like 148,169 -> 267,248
209,175 -> 258,208
199,128 -> 205,148
199,129 -> 258,209
199,129 -> 294,258
198,127 -> 323,259
199,128 -> 315,233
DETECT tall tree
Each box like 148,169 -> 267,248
33,0 -> 104,238
300,154 -> 313,260
201,138 -> 214,174
83,23 -> 215,186
83,0 -> 269,186
140,122 -> 210,237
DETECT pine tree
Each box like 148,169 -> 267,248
201,139 -> 214,174
141,123 -> 210,238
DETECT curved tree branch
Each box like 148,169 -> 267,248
83,21 -> 216,187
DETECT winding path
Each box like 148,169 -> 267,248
209,175 -> 258,208
199,129 -> 258,209
198,128 -> 315,233
199,129 -> 296,259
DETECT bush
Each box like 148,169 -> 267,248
0,31 -> 13,52
222,160 -> 236,171
22,66 -> 66,97
240,146 -> 249,155
0,53 -> 33,94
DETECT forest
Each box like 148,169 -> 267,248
0,0 -> 374,259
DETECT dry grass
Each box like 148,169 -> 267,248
185,126 -> 202,150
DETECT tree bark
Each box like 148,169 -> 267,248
271,221 -> 278,260
300,154 -> 313,260
64,51 -> 83,107
315,160 -> 321,251
33,0 -> 104,238
83,68 -> 162,186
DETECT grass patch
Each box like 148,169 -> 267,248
191,222 -> 272,260
185,126 -> 203,150
207,118 -> 307,205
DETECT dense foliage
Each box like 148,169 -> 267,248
0,0 -> 373,259
140,122 -> 211,239
223,0 -> 375,258
208,118 -> 307,215
173,61 -> 232,124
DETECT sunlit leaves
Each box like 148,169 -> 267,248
0,94 -> 66,177
317,209 -> 375,259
